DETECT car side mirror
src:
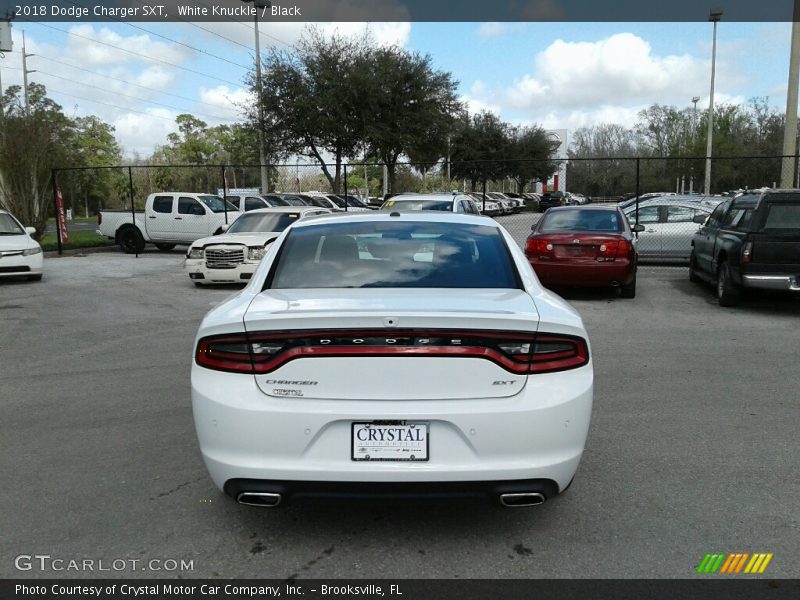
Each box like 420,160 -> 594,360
219,224 -> 229,233
25,226 -> 36,235
693,214 -> 708,224
632,224 -> 645,233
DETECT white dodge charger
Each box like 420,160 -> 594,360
191,211 -> 593,507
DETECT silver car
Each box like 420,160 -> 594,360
624,196 -> 723,260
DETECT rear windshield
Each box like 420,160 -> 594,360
382,199 -> 453,211
227,212 -> 301,234
268,221 -> 519,289
762,202 -> 800,230
540,209 -> 623,232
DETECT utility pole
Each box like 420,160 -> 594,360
22,30 -> 34,116
704,9 -> 722,195
241,0 -> 270,193
781,0 -> 800,188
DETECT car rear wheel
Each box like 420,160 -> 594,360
689,251 -> 702,283
620,275 -> 636,299
155,243 -> 176,251
118,228 -> 145,254
716,261 -> 741,307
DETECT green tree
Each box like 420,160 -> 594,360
0,83 -> 74,236
506,125 -> 561,193
449,111 -> 510,191
255,28 -> 371,193
364,46 -> 461,194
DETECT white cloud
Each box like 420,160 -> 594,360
457,32 -> 753,134
62,25 -> 190,66
504,33 -> 720,111
198,86 -> 252,121
477,23 -> 527,39
113,109 -> 180,157
191,21 -> 411,52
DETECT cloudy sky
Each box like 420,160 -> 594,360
0,20 -> 792,156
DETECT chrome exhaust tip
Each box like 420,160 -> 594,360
236,492 -> 282,507
499,492 -> 546,507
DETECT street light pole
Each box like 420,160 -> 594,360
704,8 -> 722,195
781,0 -> 800,188
242,0 -> 270,194
690,96 -> 700,193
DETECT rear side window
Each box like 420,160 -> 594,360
706,201 -> 729,228
762,203 -> 800,230
268,221 -> 519,289
245,197 -> 266,211
152,196 -> 173,213
666,206 -> 697,223
178,197 -> 203,215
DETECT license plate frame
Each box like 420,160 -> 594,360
351,421 -> 429,462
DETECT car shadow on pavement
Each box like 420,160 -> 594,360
671,277 -> 800,315
544,285 -> 621,301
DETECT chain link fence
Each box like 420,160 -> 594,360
51,155 -> 797,270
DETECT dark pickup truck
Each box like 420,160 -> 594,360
689,189 -> 800,306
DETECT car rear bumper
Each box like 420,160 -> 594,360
191,364 -> 593,495
530,260 -> 635,287
742,273 -> 800,291
223,477 -> 560,505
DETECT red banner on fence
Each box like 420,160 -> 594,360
55,187 -> 69,245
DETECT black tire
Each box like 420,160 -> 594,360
118,228 -> 145,254
193,281 -> 204,287
155,243 -> 176,252
689,251 -> 702,283
620,275 -> 636,299
28,274 -> 43,282
716,261 -> 741,307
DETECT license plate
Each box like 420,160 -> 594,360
556,245 -> 594,258
351,421 -> 429,461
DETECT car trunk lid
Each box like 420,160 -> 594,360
243,288 -> 539,400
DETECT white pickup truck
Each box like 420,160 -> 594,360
97,193 -> 241,254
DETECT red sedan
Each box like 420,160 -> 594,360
525,205 -> 644,298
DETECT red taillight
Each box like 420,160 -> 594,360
597,239 -> 630,261
742,241 -> 753,265
530,335 -> 590,373
526,238 -> 553,257
195,334 -> 254,374
195,330 -> 590,375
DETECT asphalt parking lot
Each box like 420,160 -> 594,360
1,246 -> 798,579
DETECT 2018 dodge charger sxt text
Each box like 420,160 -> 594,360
191,212 -> 593,507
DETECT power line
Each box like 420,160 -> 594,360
67,0 -> 251,70
128,0 -> 254,51
44,86 -> 181,121
29,22 -> 243,87
34,54 -> 244,112
190,0 -> 293,48
34,69 -> 240,122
